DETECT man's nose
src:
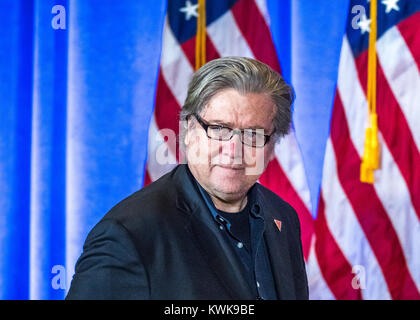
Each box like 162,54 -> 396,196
223,132 -> 243,157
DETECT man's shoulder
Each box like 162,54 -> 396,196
256,182 -> 296,214
102,167 -> 180,225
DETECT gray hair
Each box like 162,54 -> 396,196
180,56 -> 294,142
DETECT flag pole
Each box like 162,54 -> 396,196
195,0 -> 206,71
360,0 -> 380,184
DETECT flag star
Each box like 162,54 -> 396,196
179,0 -> 199,21
382,0 -> 400,13
358,14 -> 371,34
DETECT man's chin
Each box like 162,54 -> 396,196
210,182 -> 250,200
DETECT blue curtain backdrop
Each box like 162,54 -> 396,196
0,0 -> 348,299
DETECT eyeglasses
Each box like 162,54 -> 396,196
192,114 -> 274,148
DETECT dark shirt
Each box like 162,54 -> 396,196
189,167 -> 277,300
217,202 -> 251,252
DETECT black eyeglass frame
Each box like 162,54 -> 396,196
190,114 -> 274,148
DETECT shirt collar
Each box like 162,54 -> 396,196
186,166 -> 263,223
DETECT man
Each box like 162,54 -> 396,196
66,57 -> 308,300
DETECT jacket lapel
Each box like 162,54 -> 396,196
174,165 -> 254,300
263,206 -> 297,299
186,208 -> 255,299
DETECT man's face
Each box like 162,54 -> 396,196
184,88 -> 276,203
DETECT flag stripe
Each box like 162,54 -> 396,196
144,165 -> 152,185
397,11 -> 420,70
315,195 -> 362,300
371,132 -> 420,291
206,10 -> 254,58
154,71 -> 182,157
376,61 -> 420,219
336,36 -> 367,156
306,244 -> 335,300
230,0 -> 281,72
205,32 -> 223,61
330,92 -> 420,299
254,0 -> 271,26
180,37 -> 197,68
160,18 -> 193,106
377,24 -> 420,151
274,133 -> 312,211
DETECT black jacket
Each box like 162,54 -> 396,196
66,164 -> 308,300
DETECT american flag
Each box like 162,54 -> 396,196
144,0 -> 420,299
307,0 -> 420,299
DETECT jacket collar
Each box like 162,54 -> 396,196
173,164 -> 254,299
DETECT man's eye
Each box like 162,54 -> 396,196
244,129 -> 258,137
209,125 -> 224,131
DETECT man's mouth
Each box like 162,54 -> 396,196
216,164 -> 246,170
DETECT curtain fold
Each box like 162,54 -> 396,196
0,0 -> 34,300
0,0 -> 166,299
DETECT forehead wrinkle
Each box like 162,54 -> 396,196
200,89 -> 275,131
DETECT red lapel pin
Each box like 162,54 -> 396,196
274,219 -> 282,232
